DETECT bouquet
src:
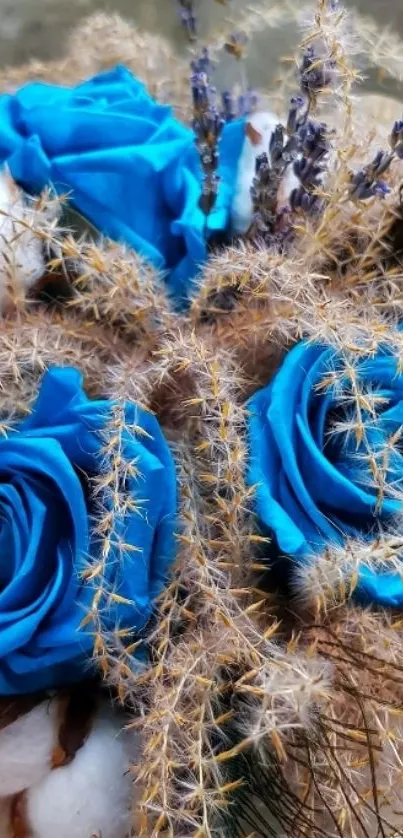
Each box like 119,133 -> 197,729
0,3 -> 403,837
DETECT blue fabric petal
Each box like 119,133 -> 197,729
0,367 -> 177,694
0,66 -> 244,304
247,340 -> 403,607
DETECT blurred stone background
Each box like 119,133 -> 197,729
0,0 -> 402,96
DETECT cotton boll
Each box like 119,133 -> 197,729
26,704 -> 141,838
0,168 -> 45,310
0,698 -> 58,797
277,163 -> 300,210
231,111 -> 280,235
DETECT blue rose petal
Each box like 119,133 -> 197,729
0,367 -> 177,695
0,66 -> 245,305
247,340 -> 403,606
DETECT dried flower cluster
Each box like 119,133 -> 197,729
0,2 -> 403,838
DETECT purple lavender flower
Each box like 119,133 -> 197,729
247,96 -> 328,244
269,125 -> 285,165
244,5 -> 337,242
299,44 -> 335,103
349,150 -> 393,201
298,120 -> 329,161
290,186 -> 324,214
248,128 -> 297,246
245,0 -> 401,251
293,158 -> 323,188
350,173 -> 390,201
368,150 -> 394,177
190,50 -> 215,116
244,22 -> 336,245
191,50 -> 224,219
176,0 -> 197,40
249,152 -> 279,237
221,90 -> 236,122
347,118 -> 403,203
200,173 -> 220,215
375,181 -> 391,197
286,116 -> 330,220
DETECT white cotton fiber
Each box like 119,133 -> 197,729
0,167 -> 45,310
0,699 -> 58,796
231,111 -> 280,235
26,704 -> 141,838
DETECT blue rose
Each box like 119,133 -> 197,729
0,66 -> 244,304
0,367 -> 177,695
247,340 -> 403,606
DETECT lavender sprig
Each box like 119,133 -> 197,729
349,150 -> 394,202
289,120 -> 330,215
248,123 -> 298,247
348,117 -> 403,202
250,152 -> 278,236
247,5 -> 402,253
221,90 -> 236,123
299,44 -> 336,106
248,102 -> 331,247
191,50 -> 224,218
246,30 -> 335,246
